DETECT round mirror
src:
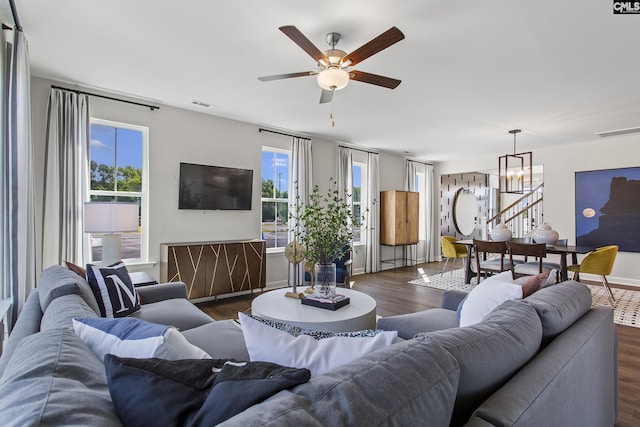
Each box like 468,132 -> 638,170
453,188 -> 478,236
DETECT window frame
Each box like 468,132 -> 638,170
88,118 -> 149,264
261,146 -> 291,253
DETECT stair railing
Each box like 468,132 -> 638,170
487,183 -> 544,239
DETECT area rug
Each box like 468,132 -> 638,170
408,269 -> 640,328
407,268 -> 476,292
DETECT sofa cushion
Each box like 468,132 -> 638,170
0,328 -> 122,427
182,320 -> 250,361
130,297 -> 215,331
239,312 -> 397,377
230,334 -> 459,426
86,261 -> 141,317
40,293 -> 98,330
39,264 -> 100,315
425,299 -> 542,427
376,308 -> 459,339
298,334 -> 460,426
104,355 -> 310,427
0,291 -> 43,378
523,280 -> 592,345
73,317 -> 210,361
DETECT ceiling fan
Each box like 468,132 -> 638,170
258,25 -> 405,104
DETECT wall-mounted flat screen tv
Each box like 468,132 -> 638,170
179,162 -> 253,210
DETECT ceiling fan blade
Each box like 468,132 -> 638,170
258,71 -> 317,82
279,25 -> 328,63
342,27 -> 405,67
349,70 -> 401,89
319,89 -> 333,104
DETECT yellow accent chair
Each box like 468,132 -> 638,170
567,245 -> 618,306
440,236 -> 468,275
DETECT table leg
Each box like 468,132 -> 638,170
464,246 -> 474,284
560,254 -> 568,281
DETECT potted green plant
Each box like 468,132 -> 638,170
290,180 -> 363,297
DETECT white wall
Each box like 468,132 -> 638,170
436,134 -> 640,286
31,77 -> 408,287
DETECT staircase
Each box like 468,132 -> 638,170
486,183 -> 544,239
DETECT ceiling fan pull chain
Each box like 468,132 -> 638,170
330,93 -> 335,127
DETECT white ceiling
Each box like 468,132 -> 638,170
14,0 -> 640,162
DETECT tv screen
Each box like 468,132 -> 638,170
179,162 -> 253,210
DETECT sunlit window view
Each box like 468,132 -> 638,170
89,120 -> 146,262
353,164 -> 363,243
261,148 -> 290,249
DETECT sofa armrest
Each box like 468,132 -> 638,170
137,282 -> 188,304
440,290 -> 468,311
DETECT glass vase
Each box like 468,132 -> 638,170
315,263 -> 336,297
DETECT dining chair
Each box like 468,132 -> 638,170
507,241 -> 561,282
473,239 -> 514,282
567,245 -> 618,306
440,236 -> 468,275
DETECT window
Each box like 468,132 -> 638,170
89,119 -> 148,263
415,171 -> 426,238
261,148 -> 290,250
352,162 -> 366,244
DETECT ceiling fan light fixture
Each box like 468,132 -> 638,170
317,67 -> 349,91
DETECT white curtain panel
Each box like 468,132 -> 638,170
424,163 -> 438,262
288,137 -> 313,283
42,89 -> 90,269
404,160 -> 438,263
365,152 -> 380,273
2,30 -> 37,320
336,146 -> 353,203
404,160 -> 419,261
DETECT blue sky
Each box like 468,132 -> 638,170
261,151 -> 289,193
90,124 -> 142,169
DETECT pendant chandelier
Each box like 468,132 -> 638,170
498,129 -> 532,194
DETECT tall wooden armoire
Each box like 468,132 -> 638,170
380,190 -> 419,245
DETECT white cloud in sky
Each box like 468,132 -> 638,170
272,158 -> 288,167
90,139 -> 111,150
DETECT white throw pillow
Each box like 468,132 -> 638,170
73,317 -> 211,361
239,312 -> 397,377
458,273 -> 524,327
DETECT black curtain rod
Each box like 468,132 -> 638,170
407,158 -> 433,166
51,85 -> 159,111
338,144 -> 378,155
8,0 -> 21,31
258,128 -> 310,140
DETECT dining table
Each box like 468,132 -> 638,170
455,239 -> 596,284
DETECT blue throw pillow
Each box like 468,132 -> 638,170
86,261 -> 140,317
72,317 -> 210,361
104,355 -> 311,427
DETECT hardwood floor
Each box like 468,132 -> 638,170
197,261 -> 639,427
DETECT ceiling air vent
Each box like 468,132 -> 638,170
191,100 -> 212,108
596,127 -> 640,137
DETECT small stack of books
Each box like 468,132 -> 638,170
301,293 -> 350,311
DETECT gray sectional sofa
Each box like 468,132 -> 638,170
0,265 -> 618,426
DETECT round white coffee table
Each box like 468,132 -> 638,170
251,287 -> 377,333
